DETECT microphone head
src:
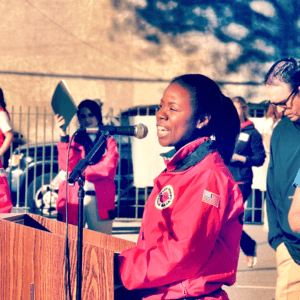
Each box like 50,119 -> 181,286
135,123 -> 148,139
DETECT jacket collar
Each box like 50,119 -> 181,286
161,137 -> 217,172
241,119 -> 253,129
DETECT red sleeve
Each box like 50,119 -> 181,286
57,140 -> 84,172
84,137 -> 119,182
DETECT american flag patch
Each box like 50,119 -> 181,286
202,190 -> 220,208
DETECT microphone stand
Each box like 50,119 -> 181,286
68,131 -> 110,300
76,175 -> 84,300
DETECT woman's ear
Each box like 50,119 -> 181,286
196,114 -> 211,129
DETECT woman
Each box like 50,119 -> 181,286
228,97 -> 266,268
117,74 -> 244,300
0,88 -> 13,213
262,105 -> 283,154
55,99 -> 119,234
261,105 -> 283,232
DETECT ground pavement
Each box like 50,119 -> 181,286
112,220 -> 277,300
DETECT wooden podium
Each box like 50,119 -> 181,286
0,213 -> 136,300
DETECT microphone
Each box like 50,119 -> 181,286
79,123 -> 148,139
68,134 -> 108,185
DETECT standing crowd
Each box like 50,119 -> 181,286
1,57 -> 300,300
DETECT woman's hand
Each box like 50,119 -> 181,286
55,114 -> 67,137
231,153 -> 247,163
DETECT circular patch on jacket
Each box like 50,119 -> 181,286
155,185 -> 174,210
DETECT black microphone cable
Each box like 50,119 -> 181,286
64,130 -> 79,300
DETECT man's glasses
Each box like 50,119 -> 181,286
270,86 -> 298,107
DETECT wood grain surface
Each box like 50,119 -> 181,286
0,213 -> 136,300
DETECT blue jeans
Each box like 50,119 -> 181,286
239,183 -> 256,256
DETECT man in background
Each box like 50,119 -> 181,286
265,57 -> 300,300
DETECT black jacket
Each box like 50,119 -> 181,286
228,119 -> 266,188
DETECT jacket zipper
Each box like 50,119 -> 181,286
180,281 -> 187,298
139,223 -> 146,249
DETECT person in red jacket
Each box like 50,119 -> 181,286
0,88 -> 13,213
116,74 -> 244,300
55,99 -> 119,234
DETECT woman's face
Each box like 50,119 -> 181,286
233,101 -> 245,122
78,107 -> 98,128
156,82 -> 200,150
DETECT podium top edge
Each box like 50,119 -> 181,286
0,213 -> 29,221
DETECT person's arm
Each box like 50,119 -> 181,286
289,170 -> 300,233
231,153 -> 246,163
0,129 -> 13,156
0,111 -> 14,157
262,133 -> 271,153
247,129 -> 266,167
231,129 -> 265,166
55,114 -> 67,137
261,117 -> 274,153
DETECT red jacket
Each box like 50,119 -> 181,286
56,136 -> 119,225
119,138 -> 244,300
0,158 -> 12,213
0,108 -> 12,213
